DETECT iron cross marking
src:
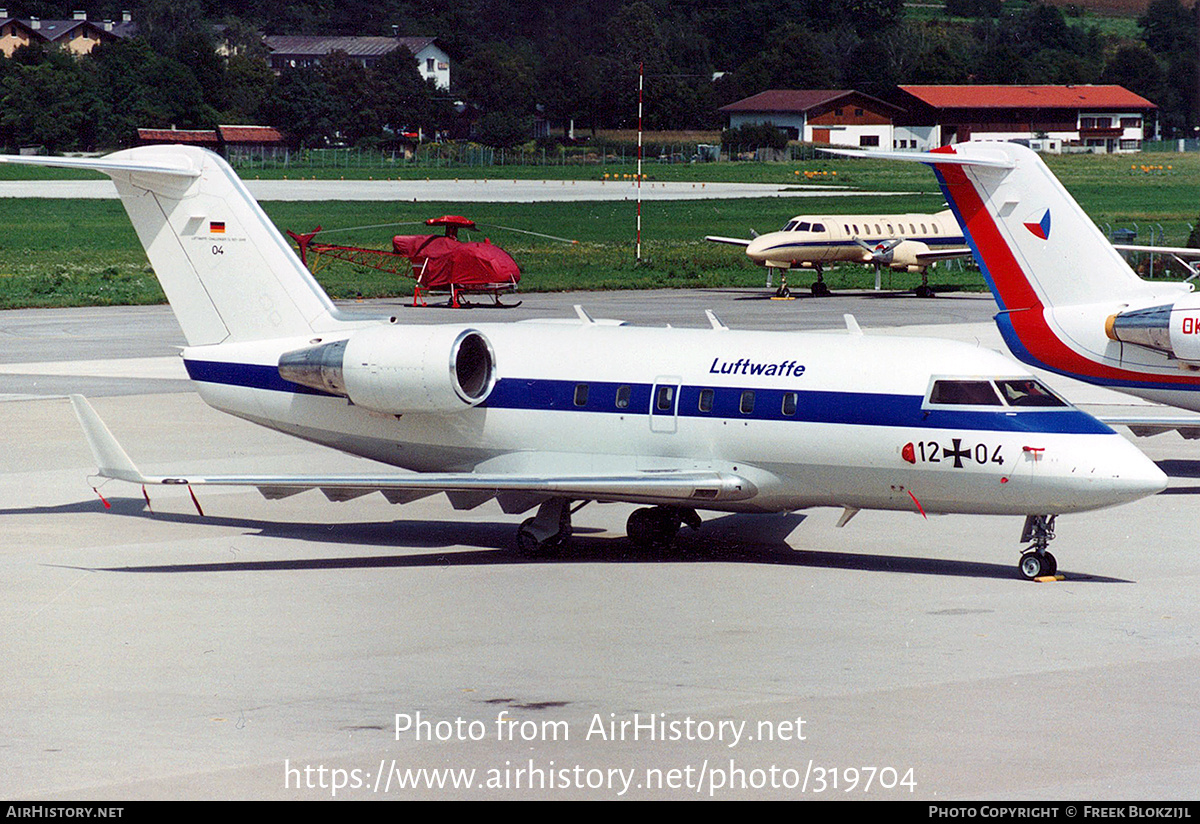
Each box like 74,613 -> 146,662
945,438 -> 971,469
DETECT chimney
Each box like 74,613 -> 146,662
121,10 -> 130,23
30,16 -> 39,29
103,19 -> 112,31
73,10 -> 86,20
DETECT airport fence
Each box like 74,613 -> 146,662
1143,139 -> 1200,152
224,142 -> 831,171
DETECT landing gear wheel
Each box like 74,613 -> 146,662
626,507 -> 681,551
810,280 -> 831,297
1019,551 -> 1046,580
1041,551 -> 1057,576
515,499 -> 573,557
517,517 -> 564,557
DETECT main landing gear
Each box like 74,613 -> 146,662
514,502 -> 705,556
1018,514 -> 1058,580
626,506 -> 702,551
516,498 -> 576,556
810,263 -> 830,297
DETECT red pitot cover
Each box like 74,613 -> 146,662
392,235 -> 520,289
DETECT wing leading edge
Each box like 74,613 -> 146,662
70,396 -> 756,512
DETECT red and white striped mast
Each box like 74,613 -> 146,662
636,61 -> 643,262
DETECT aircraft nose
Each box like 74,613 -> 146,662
1091,437 -> 1167,506
745,235 -> 769,262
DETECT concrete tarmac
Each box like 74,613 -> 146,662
2,289 -> 1199,800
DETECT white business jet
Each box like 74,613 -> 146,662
6,146 -> 1166,579
707,210 -> 971,295
831,142 -> 1200,438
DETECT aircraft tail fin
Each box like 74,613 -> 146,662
827,144 -> 1157,311
2,147 -> 345,347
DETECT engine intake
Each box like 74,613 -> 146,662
279,325 -> 496,412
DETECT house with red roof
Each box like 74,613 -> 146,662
137,125 -> 287,155
894,85 -> 1156,154
719,85 -> 1157,154
719,90 -> 903,149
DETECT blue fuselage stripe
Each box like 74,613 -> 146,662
184,359 -> 1112,435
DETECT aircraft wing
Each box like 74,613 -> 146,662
704,235 -> 752,247
1100,415 -> 1200,440
71,396 -> 755,511
915,247 -> 974,264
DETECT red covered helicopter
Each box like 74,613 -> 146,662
288,215 -> 523,308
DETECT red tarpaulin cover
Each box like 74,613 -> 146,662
392,235 -> 520,289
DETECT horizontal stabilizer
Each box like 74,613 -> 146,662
821,147 -> 1015,169
0,153 -> 200,178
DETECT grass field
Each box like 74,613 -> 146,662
0,148 -> 1193,309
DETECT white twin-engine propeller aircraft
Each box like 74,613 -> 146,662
4,146 -> 1167,580
706,210 -> 971,295
831,141 -> 1200,440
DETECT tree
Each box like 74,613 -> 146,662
1,53 -> 101,152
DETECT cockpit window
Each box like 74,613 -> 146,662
795,221 -> 811,232
996,379 -> 1068,407
782,220 -> 797,232
811,223 -> 825,232
929,380 -> 1003,406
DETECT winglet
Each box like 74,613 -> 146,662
69,395 -> 150,484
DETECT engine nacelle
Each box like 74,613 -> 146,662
1105,292 -> 1200,364
278,324 -> 496,413
886,240 -> 930,269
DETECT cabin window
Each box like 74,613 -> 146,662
615,385 -> 631,409
887,223 -> 894,234
698,388 -> 714,412
781,392 -> 797,416
656,385 -> 675,412
844,224 -> 850,234
574,384 -> 589,407
920,223 -> 927,234
929,380 -> 1003,406
909,224 -> 916,234
812,223 -> 825,232
853,224 -> 860,234
739,390 -> 755,414
875,224 -> 882,234
932,225 -> 939,235
995,379 -> 1068,408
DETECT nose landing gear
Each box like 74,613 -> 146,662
1018,514 -> 1058,580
